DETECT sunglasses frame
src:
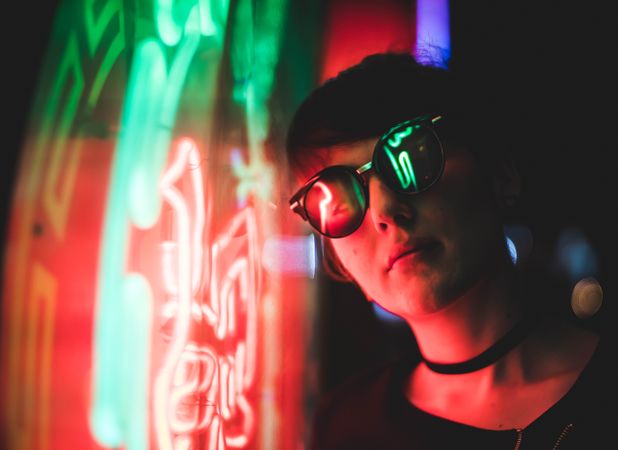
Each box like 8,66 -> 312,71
289,115 -> 445,238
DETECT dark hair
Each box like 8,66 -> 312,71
285,52 -> 515,282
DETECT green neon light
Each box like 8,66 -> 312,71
386,125 -> 412,148
91,274 -> 153,449
92,23 -> 202,449
384,147 -> 418,191
91,40 -> 165,450
34,34 -> 84,239
231,0 -> 253,103
84,0 -> 125,108
230,0 -> 288,203
202,0 -> 232,41
156,0 -> 230,46
155,0 -> 184,46
87,0 -> 285,447
129,35 -> 201,228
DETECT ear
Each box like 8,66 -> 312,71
490,154 -> 521,209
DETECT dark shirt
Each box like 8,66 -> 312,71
309,337 -> 616,450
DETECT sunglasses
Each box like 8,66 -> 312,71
289,115 -> 445,238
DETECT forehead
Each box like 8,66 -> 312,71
294,138 -> 377,184
324,138 -> 377,169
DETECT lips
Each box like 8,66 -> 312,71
387,239 -> 438,271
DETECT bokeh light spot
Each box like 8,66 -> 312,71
571,277 -> 603,319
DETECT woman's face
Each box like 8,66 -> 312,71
322,138 -> 511,320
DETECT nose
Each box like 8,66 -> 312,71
368,176 -> 415,234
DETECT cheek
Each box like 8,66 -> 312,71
331,238 -> 364,269
437,155 -> 498,220
437,174 -> 505,270
330,227 -> 378,281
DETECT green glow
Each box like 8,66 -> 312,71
156,0 -> 230,46
384,147 -> 418,191
129,35 -> 201,229
199,0 -> 231,42
34,34 -> 84,239
231,0 -> 253,103
386,125 -> 412,148
155,0 -> 184,46
92,23 -> 201,448
351,175 -> 365,205
84,0 -> 125,108
230,0 -> 288,203
91,274 -> 152,449
91,40 -> 164,449
230,0 -> 289,135
89,0 -> 278,446
123,40 -> 169,229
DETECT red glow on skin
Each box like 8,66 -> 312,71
387,239 -> 440,271
155,139 -> 259,449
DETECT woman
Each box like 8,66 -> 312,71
286,53 -> 614,449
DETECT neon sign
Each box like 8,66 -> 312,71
156,139 -> 259,450
1,1 -> 305,449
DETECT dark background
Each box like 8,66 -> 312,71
3,2 -> 62,245
3,0 -> 616,396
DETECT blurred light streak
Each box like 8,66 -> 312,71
25,263 -> 57,450
156,0 -> 230,46
156,139 -> 207,450
84,0 -> 125,108
230,147 -> 274,208
506,237 -> 518,264
262,234 -> 317,278
40,35 -> 83,240
4,0 -> 303,448
230,0 -> 288,206
504,224 -> 533,265
91,0 -> 205,440
156,138 -> 260,449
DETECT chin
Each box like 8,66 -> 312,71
389,283 -> 453,319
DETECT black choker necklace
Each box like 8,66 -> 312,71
422,316 -> 535,375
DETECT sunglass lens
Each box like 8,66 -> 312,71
374,123 -> 444,194
304,170 -> 366,237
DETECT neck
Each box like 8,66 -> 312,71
409,269 -> 523,366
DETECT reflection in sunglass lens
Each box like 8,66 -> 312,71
374,123 -> 443,194
303,169 -> 366,238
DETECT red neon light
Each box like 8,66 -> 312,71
155,138 -> 259,449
